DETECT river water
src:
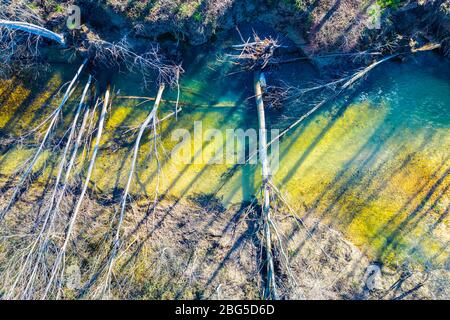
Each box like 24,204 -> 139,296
0,31 -> 448,269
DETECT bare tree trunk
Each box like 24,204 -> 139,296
20,76 -> 92,299
0,59 -> 87,223
42,87 -> 110,299
0,20 -> 65,45
102,83 -> 165,297
254,71 -> 278,300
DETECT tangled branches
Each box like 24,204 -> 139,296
0,1 -> 63,77
0,25 -> 40,77
263,85 -> 290,110
229,31 -> 281,71
0,5 -> 41,77
87,37 -> 182,88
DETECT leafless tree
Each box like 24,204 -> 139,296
229,31 -> 283,299
228,29 -> 281,71
0,1 -> 63,77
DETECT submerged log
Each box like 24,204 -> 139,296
0,59 -> 87,223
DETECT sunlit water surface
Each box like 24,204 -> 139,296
0,34 -> 448,268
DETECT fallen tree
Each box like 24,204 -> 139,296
0,20 -> 65,45
226,31 -> 411,299
0,59 -> 87,224
101,83 -> 166,297
229,31 -> 284,300
254,71 -> 279,300
42,88 -> 110,299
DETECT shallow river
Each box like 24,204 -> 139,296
0,31 -> 448,269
